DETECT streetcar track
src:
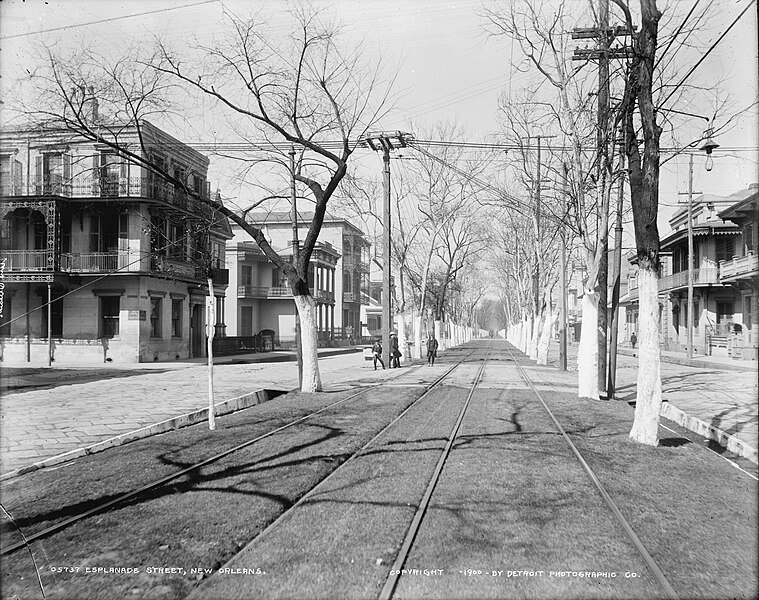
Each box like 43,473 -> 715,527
0,361 -> 429,558
503,342 -> 680,600
379,346 -> 490,600
200,347 -> 484,577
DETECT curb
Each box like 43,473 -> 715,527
617,347 -> 757,373
660,401 -> 758,465
0,388 -> 285,482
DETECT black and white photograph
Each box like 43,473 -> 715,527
0,0 -> 757,598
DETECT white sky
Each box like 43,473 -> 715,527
1,0 -> 757,236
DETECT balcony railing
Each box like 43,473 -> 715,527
343,291 -> 357,303
658,267 -> 719,292
720,253 -> 759,280
4,176 -> 212,214
61,252 -> 119,272
152,256 -> 197,277
314,289 -> 335,303
342,255 -> 370,272
1,250 -> 49,271
238,285 -> 270,298
268,287 -> 293,298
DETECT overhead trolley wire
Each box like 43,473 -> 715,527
0,0 -> 220,40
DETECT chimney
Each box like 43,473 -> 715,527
86,86 -> 98,122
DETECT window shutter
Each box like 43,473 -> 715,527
35,155 -> 42,194
91,155 -> 99,195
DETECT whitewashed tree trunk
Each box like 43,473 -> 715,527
529,313 -> 541,360
629,268 -> 662,445
206,278 -> 216,430
537,309 -> 558,365
435,319 -> 443,350
397,313 -> 408,365
294,294 -> 322,392
414,314 -> 423,360
577,290 -> 599,399
523,316 -> 532,354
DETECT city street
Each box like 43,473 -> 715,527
0,340 -> 755,600
1,341 -> 756,479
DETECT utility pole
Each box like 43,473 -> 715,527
596,0 -> 610,398
290,145 -> 303,387
534,135 -> 542,318
363,132 -> 412,368
572,0 -> 633,399
607,144 -> 625,398
559,164 -> 569,371
686,152 -> 695,359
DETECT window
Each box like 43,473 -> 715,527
150,297 -> 162,338
0,155 -> 22,196
169,221 -> 186,259
241,265 -> 253,286
36,152 -> 71,195
100,296 -> 120,338
99,152 -> 122,197
716,237 -> 735,263
172,299 -> 182,338
744,224 -> 755,253
241,306 -> 253,336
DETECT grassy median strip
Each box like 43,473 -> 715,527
0,384 -> 425,600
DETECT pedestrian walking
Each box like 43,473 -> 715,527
426,335 -> 438,366
372,339 -> 385,370
390,333 -> 401,368
630,332 -> 637,349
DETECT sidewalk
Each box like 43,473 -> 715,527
0,341 -> 756,482
0,347 -> 363,478
558,341 -> 758,463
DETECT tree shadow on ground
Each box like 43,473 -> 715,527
3,423 -> 347,535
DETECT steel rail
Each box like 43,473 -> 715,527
504,342 -> 680,600
379,346 -> 490,600
213,346 -> 482,565
0,363 -> 425,557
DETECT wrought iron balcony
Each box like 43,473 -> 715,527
61,252 -> 120,272
0,250 -> 50,271
3,176 -> 212,214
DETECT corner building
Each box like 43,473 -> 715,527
0,121 -> 231,364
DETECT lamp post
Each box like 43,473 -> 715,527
686,128 -> 719,359
363,131 -> 412,367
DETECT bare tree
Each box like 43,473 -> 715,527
14,8 -> 396,393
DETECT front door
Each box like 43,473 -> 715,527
191,304 -> 204,358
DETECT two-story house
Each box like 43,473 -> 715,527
0,121 -> 231,364
623,184 -> 758,359
225,211 -> 370,346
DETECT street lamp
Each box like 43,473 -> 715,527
362,131 -> 413,367
686,126 -> 719,359
699,129 -> 720,172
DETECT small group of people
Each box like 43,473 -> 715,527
371,333 -> 402,370
371,334 -> 439,369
